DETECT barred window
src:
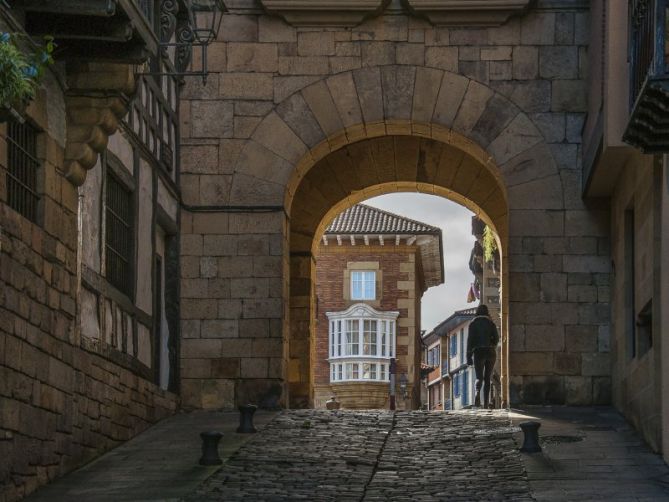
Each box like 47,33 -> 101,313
6,122 -> 40,222
105,172 -> 133,295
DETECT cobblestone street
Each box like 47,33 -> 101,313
187,410 -> 533,501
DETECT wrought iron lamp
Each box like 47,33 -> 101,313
138,0 -> 227,83
189,0 -> 225,45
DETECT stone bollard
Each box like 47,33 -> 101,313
237,404 -> 258,433
325,396 -> 341,410
199,431 -> 223,465
519,421 -> 542,453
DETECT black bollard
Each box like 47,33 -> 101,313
519,421 -> 542,453
237,404 -> 258,433
199,431 -> 223,465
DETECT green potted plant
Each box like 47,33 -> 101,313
0,31 -> 55,121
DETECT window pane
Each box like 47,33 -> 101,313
363,363 -> 371,379
352,363 -> 359,379
338,364 -> 343,380
363,320 -> 377,355
346,320 -> 359,355
380,364 -> 386,380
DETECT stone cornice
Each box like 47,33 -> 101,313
259,0 -> 391,27
401,0 -> 533,26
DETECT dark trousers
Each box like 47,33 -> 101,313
473,347 -> 497,407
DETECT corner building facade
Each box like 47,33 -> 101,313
180,0 -> 610,412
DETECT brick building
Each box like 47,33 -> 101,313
313,204 -> 443,409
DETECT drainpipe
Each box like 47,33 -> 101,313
389,358 -> 396,410
74,187 -> 84,344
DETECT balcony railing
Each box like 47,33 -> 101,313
624,0 -> 669,152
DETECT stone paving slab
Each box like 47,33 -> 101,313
186,409 -> 534,501
25,410 -> 277,502
510,407 -> 669,502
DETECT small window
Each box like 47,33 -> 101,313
351,271 -> 376,300
450,335 -> 457,357
6,122 -> 40,222
105,171 -> 133,295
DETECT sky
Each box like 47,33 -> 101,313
363,193 -> 476,333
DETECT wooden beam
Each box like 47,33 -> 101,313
364,235 -> 369,246
350,235 -> 356,246
21,0 -> 118,16
322,235 -> 328,246
379,235 -> 384,246
336,235 -> 342,246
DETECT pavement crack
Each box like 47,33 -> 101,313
358,411 -> 397,502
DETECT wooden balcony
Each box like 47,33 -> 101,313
623,0 -> 669,152
18,0 -> 158,63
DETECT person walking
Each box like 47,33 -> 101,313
466,304 -> 499,409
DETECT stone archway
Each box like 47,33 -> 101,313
227,65 -> 566,408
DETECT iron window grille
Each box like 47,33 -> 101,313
6,122 -> 40,223
105,171 -> 134,295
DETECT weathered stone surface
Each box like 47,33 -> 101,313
191,101 -> 234,139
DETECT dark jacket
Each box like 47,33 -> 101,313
466,316 -> 499,360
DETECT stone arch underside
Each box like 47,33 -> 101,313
225,64 -> 572,408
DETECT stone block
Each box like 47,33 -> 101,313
298,32 -> 335,56
278,56 -> 329,75
593,376 -> 611,405
181,145 -> 219,174
191,101 -> 233,138
425,47 -> 458,71
231,277 -> 268,298
459,60 -> 488,84
202,320 -> 238,339
211,358 -> 240,378
239,319 -> 270,338
218,299 -> 243,319
567,285 -> 597,303
554,352 -> 581,375
490,80 -> 551,113
563,255 -> 610,274
525,324 -> 564,352
193,213 -> 230,236
489,61 -> 511,80
329,56 -> 361,73
564,376 -> 592,405
326,72 -> 363,128
540,46 -> 578,80
540,273 -> 568,302
396,43 -> 425,65
181,338 -> 222,358
276,92 -> 326,148
521,12 -> 555,45
450,29 -> 488,45
221,14 -> 258,42
241,358 -> 269,378
199,175 -> 232,206
381,66 -> 416,120
471,93 -> 519,147
218,256 -> 254,278
181,299 -> 218,320
509,273 -> 540,302
488,113 -> 542,165
582,352 -> 610,376
274,75 -> 322,102
453,80 -> 493,135
227,43 -> 278,72
242,299 -> 282,319
551,80 -> 587,112
555,12 -> 575,45
530,113 -> 565,143
259,15 -> 296,43
432,72 -> 469,127
219,338 -> 254,358
481,46 -> 511,61
181,320 -> 201,339
509,210 -> 564,237
353,67 -> 385,124
251,338 -> 283,358
361,42 -> 395,67
510,352 -> 553,376
180,235 -> 203,256
565,325 -> 598,352
220,73 -> 273,99
251,112 -> 307,164
181,279 -> 209,299
301,81 -> 344,136
201,379 -> 235,410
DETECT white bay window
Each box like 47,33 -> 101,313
326,303 -> 399,383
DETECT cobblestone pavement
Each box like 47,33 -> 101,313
186,409 -> 533,501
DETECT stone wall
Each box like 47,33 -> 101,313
313,243 -> 422,409
0,65 -> 177,502
610,152 -> 662,451
180,0 -> 610,408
